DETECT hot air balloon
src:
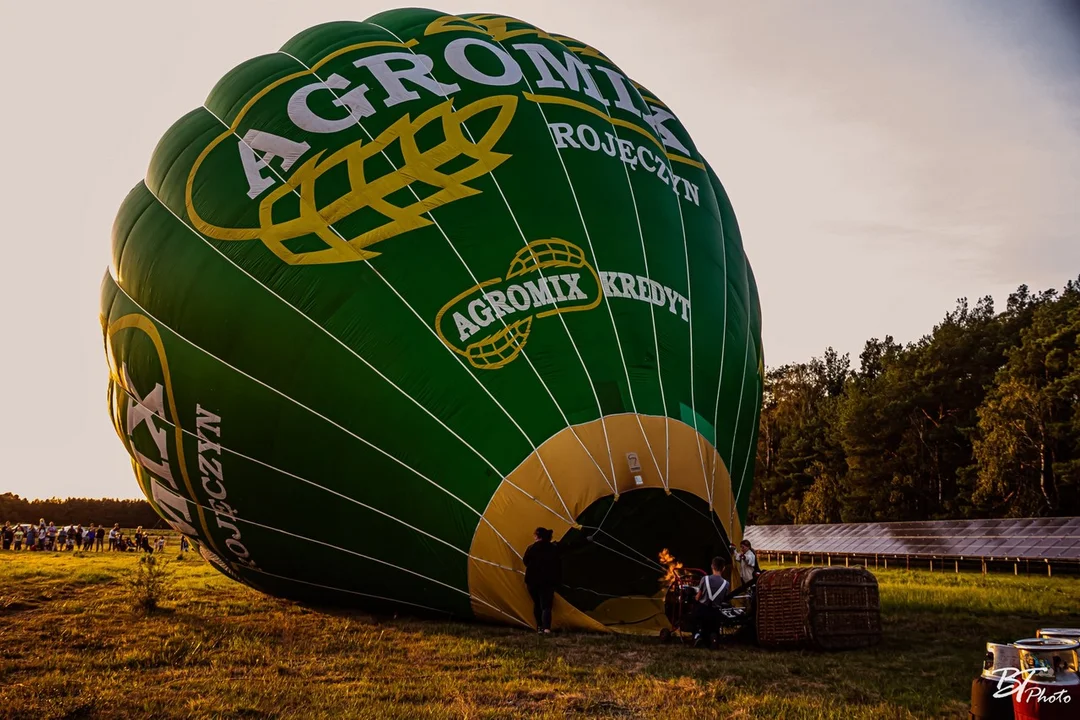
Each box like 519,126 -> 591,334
102,8 -> 763,631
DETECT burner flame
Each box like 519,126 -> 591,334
659,548 -> 684,587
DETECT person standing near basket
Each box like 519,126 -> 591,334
732,539 -> 760,587
523,527 -> 561,635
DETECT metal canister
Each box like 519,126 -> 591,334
1036,629 -> 1080,642
1011,638 -> 1079,720
971,642 -> 1019,719
1015,638 -> 1080,682
983,642 -> 1022,679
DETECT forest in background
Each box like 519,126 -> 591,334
749,276 -> 1080,525
0,494 -> 160,528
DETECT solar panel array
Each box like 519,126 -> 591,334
743,517 -> 1080,560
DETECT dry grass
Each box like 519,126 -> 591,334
1,550 -> 1076,719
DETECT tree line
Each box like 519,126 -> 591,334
0,493 -> 161,528
748,277 -> 1080,525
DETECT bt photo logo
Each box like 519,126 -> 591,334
990,667 -> 1074,705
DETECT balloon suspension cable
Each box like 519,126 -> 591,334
272,47 -> 610,510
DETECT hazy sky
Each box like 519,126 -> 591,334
1,1 -> 1078,499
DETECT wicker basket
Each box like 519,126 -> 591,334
756,567 -> 881,650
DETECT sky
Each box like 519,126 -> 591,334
0,0 -> 1078,500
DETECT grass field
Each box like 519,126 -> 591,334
1,549 -> 1077,719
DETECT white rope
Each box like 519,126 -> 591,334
733,385 -> 762,513
694,171 -> 731,526
586,528 -> 666,573
109,373 -> 522,567
108,276 -> 523,560
138,470 -> 520,623
644,121 -> 710,507
558,585 -> 660,601
466,30 -> 709,500
430,27 -> 663,493
140,115 -> 573,529
268,47 -> 588,517
587,537 -> 667,574
588,80 -> 709,504
730,252 -> 756,511
482,89 -> 657,490
534,90 -> 671,490
145,173 -> 563,523
587,495 -> 617,537
580,96 -> 669,491
612,82 -> 729,507
354,27 -> 622,498
727,264 -> 755,522
198,99 -> 577,524
672,488 -> 730,545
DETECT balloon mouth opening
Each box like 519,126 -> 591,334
557,488 -> 733,632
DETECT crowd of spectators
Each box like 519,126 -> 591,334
0,520 -> 186,554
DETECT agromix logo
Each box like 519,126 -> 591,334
187,94 -> 517,266
104,313 -> 254,571
183,16 -> 697,268
436,239 -> 601,369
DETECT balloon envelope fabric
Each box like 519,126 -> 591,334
102,8 -> 763,631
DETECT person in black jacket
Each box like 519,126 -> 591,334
523,527 -> 560,634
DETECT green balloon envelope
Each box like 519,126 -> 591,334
102,8 -> 763,630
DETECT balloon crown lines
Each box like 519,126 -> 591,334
186,14 -> 703,267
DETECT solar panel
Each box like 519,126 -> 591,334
743,517 -> 1080,560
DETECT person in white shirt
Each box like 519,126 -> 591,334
732,539 -> 759,585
